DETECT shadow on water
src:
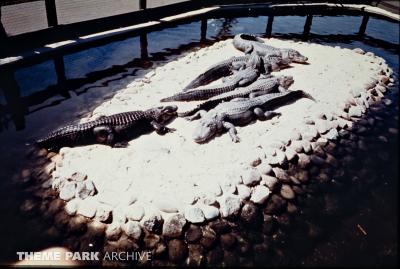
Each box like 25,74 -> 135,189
0,14 -> 398,265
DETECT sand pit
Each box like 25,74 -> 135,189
46,38 -> 393,235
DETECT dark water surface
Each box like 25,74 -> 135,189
0,15 -> 398,265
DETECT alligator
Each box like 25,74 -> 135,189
233,33 -> 308,63
36,106 -> 178,150
182,53 -> 292,92
178,75 -> 294,117
192,90 -> 314,143
160,64 -> 260,102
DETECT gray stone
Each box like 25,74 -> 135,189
163,213 -> 187,238
250,185 -> 270,204
272,167 -> 290,183
311,155 -> 325,166
285,148 -> 297,161
200,205 -> 219,220
258,163 -> 272,175
237,184 -> 251,200
348,106 -> 363,117
75,180 -> 96,200
59,182 -> 76,201
126,203 -> 145,221
77,198 -> 97,218
105,222 -> 122,241
65,198 -> 79,215
69,172 -> 87,182
218,194 -> 241,218
261,175 -> 278,190
123,221 -> 142,240
280,185 -> 295,200
241,169 -> 261,186
324,129 -> 339,140
141,209 -> 163,232
184,206 -> 205,223
95,204 -> 111,222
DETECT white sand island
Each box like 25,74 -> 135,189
44,37 -> 393,238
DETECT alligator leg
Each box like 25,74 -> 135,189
264,110 -> 281,120
222,121 -> 240,143
93,126 -> 115,145
253,107 -> 267,121
185,110 -> 207,121
150,120 -> 175,135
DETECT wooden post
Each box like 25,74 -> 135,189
200,18 -> 207,42
358,15 -> 370,36
303,14 -> 313,39
54,56 -> 70,98
266,15 -> 274,37
45,0 -> 58,27
139,0 -> 147,10
0,69 -> 26,130
140,33 -> 148,60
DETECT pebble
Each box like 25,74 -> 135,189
264,195 -> 286,214
200,229 -> 217,249
75,180 -> 96,200
353,48 -> 365,54
250,185 -> 270,204
187,244 -> 205,266
210,219 -> 231,234
69,172 -> 87,182
144,234 -> 160,249
302,141 -> 312,154
44,162 -> 56,175
59,182 -> 76,201
141,209 -> 163,233
240,203 -> 261,224
383,99 -> 392,106
257,163 -> 272,175
126,203 -> 145,221
280,185 -> 295,200
65,199 -> 79,215
291,140 -> 304,153
220,234 -> 237,250
218,194 -> 241,218
162,213 -> 187,238
315,119 -> 330,134
199,205 -> 219,220
112,206 -> 127,224
241,169 -> 261,186
302,126 -> 318,141
123,221 -> 142,240
285,148 -> 297,161
268,149 -> 287,166
324,128 -> 339,140
168,239 -> 188,262
316,137 -> 328,147
348,106 -> 363,117
260,175 -> 278,190
184,206 -> 205,223
388,128 -> 398,135
378,135 -> 388,143
290,130 -> 302,140
95,204 -> 112,222
185,225 -> 203,243
237,184 -> 252,200
298,153 -> 311,168
249,157 -> 262,167
77,198 -> 97,218
272,167 -> 290,183
41,178 -> 53,189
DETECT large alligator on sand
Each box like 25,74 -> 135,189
192,90 -> 314,143
160,65 -> 260,102
178,75 -> 294,117
182,54 -> 291,91
36,106 -> 178,150
233,33 -> 308,63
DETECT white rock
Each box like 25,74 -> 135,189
237,184 -> 251,200
348,106 -> 363,117
261,175 -> 278,190
257,163 -> 272,175
95,204 -> 112,222
162,213 -> 187,238
59,182 -> 76,201
75,180 -> 96,200
268,149 -> 287,165
184,206 -> 205,223
291,140 -> 304,153
199,205 -> 220,220
140,208 -> 163,232
126,203 -> 145,221
105,222 -> 122,241
65,198 -> 79,215
113,206 -> 127,224
77,198 -> 97,218
324,128 -> 339,140
218,194 -> 241,218
285,148 -> 297,161
315,119 -> 330,134
302,141 -> 312,154
241,169 -> 261,186
123,221 -> 142,240
250,185 -> 270,204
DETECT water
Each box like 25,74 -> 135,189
0,14 -> 398,265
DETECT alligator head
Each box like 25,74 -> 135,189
148,105 -> 178,123
192,112 -> 220,143
280,49 -> 308,63
239,33 -> 265,43
278,75 -> 295,89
